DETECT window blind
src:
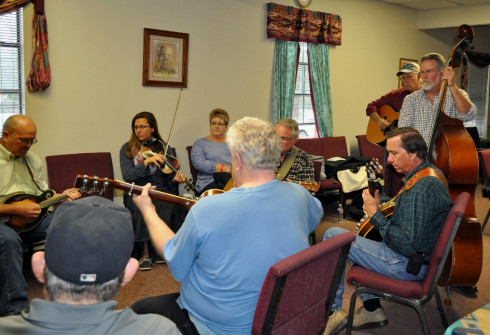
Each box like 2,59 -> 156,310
0,8 -> 24,125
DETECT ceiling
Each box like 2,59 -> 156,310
377,0 -> 490,10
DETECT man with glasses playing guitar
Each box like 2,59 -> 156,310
0,115 -> 81,316
274,118 -> 319,193
323,127 -> 452,335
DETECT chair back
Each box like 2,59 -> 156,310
422,192 -> 469,294
252,232 -> 355,335
295,136 -> 348,159
186,145 -> 198,182
465,127 -> 481,148
356,135 -> 385,165
480,149 -> 490,186
46,152 -> 114,200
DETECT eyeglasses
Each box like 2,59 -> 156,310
133,125 -> 151,131
279,136 -> 294,142
418,69 -> 437,76
211,122 -> 226,126
9,132 -> 38,145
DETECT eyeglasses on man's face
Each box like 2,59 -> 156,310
211,122 -> 226,126
418,69 -> 438,76
279,136 -> 294,142
133,125 -> 151,131
9,132 -> 38,145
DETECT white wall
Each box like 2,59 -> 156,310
418,4 -> 490,29
21,0 -> 459,201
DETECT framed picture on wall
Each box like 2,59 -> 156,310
143,28 -> 189,88
398,58 -> 418,88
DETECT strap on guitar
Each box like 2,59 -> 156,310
276,146 -> 299,181
390,166 -> 448,203
24,157 -> 44,192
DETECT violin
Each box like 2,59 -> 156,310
141,139 -> 180,174
140,89 -> 196,192
141,140 -> 195,192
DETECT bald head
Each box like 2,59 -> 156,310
1,115 -> 38,157
3,115 -> 37,134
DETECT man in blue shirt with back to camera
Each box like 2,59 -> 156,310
130,116 -> 323,335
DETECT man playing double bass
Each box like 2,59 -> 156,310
398,52 -> 478,294
398,52 -> 476,146
323,127 -> 452,335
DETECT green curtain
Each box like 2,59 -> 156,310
308,43 -> 333,137
267,3 -> 340,136
271,39 -> 298,123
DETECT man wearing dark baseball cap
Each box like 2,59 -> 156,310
365,61 -> 421,197
0,196 -> 181,335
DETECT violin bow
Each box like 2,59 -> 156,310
162,88 -> 183,157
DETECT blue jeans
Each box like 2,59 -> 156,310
0,215 -> 52,316
323,227 -> 427,312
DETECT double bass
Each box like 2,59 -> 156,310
427,24 -> 482,288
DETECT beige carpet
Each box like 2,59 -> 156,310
26,185 -> 489,334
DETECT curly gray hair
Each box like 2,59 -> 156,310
226,117 -> 281,170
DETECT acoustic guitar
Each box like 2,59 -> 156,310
223,175 -> 321,193
366,105 -> 399,145
355,159 -> 388,241
1,189 -> 81,233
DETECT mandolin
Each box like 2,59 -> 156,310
2,189 -> 82,233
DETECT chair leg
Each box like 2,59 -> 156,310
408,302 -> 431,335
482,208 -> 489,233
434,287 -> 449,328
345,287 -> 360,335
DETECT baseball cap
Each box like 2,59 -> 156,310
396,62 -> 420,76
45,196 -> 134,285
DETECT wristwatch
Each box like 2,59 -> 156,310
297,0 -> 312,8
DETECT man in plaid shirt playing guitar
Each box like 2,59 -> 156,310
323,127 -> 452,335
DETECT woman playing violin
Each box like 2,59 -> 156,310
191,108 -> 232,196
120,111 -> 187,271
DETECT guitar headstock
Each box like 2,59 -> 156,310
74,175 -> 114,197
298,181 -> 321,193
366,158 -> 383,180
365,159 -> 384,195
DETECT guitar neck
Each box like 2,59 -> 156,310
75,175 -> 196,211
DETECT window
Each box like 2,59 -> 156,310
0,8 -> 25,125
292,42 -> 318,138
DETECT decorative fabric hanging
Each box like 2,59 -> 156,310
266,2 -> 342,45
26,0 -> 50,91
0,0 -> 31,14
